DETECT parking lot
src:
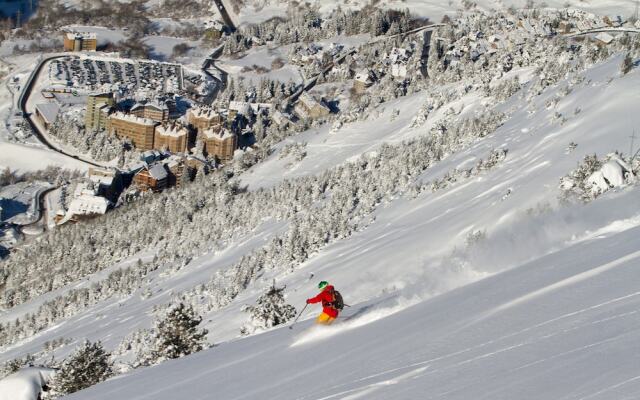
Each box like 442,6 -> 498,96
48,56 -> 184,94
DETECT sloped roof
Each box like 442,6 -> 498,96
35,103 -> 60,124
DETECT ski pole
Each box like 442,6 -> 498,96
289,303 -> 308,330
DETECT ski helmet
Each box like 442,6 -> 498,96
318,281 -> 329,289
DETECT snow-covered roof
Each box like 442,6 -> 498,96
249,103 -> 273,113
0,367 -> 56,400
204,128 -> 235,141
205,19 -> 226,31
298,92 -> 321,108
229,101 -> 252,115
148,164 -> 168,180
355,69 -> 375,84
131,101 -> 169,112
595,32 -> 614,44
68,194 -> 110,216
110,112 -> 157,126
65,31 -> 97,40
89,167 -> 116,187
156,123 -> 188,138
73,182 -> 98,198
35,103 -> 60,124
189,106 -> 220,120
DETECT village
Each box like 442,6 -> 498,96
2,4 -> 638,238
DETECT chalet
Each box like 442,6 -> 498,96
63,195 -> 110,222
204,20 -> 227,40
558,21 -> 572,34
294,92 -> 330,120
595,32 -> 614,46
353,69 -> 376,93
272,110 -> 293,128
134,164 -> 169,192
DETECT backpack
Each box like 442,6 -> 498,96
330,289 -> 344,311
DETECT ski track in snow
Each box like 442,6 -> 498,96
301,288 -> 640,400
467,249 -> 640,327
291,300 -> 420,347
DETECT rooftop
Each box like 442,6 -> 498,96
189,106 -> 220,120
35,103 -> 60,124
203,128 -> 235,141
65,31 -> 97,40
67,194 -> 109,216
131,101 -> 169,112
110,111 -> 157,126
156,123 -> 188,138
148,164 -> 169,180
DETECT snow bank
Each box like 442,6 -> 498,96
0,367 -> 56,400
588,156 -> 634,195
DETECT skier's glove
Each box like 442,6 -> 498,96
306,299 -> 311,304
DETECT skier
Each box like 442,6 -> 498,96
306,281 -> 342,325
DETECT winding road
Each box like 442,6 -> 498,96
17,53 -> 105,168
566,27 -> 640,38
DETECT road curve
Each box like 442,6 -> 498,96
17,54 -> 106,169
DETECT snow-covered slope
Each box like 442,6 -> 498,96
2,47 -> 639,399
65,217 -> 640,400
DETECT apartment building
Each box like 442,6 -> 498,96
85,93 -> 115,132
203,128 -> 237,163
63,31 -> 97,52
154,123 -> 190,153
107,112 -> 158,150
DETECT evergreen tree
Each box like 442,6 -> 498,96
241,283 -> 296,335
146,302 -> 208,364
49,340 -> 112,396
621,53 -> 634,75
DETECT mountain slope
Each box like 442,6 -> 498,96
56,54 -> 640,400
64,217 -> 640,400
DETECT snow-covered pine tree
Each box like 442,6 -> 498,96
145,302 -> 208,364
49,340 -> 112,396
621,53 -> 634,75
241,283 -> 296,335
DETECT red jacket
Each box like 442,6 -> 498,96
307,285 -> 339,318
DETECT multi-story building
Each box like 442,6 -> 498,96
187,106 -> 223,134
85,93 -> 115,132
107,112 -> 158,150
131,101 -> 170,122
154,123 -> 190,153
63,31 -> 97,52
203,128 -> 237,163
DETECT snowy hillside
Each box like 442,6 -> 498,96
232,0 -> 638,25
4,43 -> 640,399
64,219 -> 640,399
2,1 -> 640,399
